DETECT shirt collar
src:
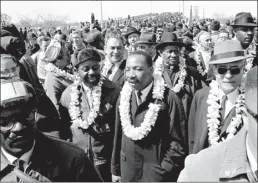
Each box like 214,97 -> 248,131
135,81 -> 153,101
1,140 -> 35,164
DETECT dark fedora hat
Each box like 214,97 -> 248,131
155,32 -> 184,50
232,12 -> 257,27
135,32 -> 157,45
124,27 -> 141,39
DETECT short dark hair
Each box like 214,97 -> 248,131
128,50 -> 153,67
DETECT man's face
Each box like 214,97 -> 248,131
56,46 -> 71,69
125,54 -> 153,91
193,27 -> 200,37
161,45 -> 180,67
199,34 -> 212,50
213,60 -> 244,95
105,38 -> 124,64
218,32 -> 230,42
180,46 -> 189,58
77,60 -> 101,88
0,107 -> 35,157
128,33 -> 140,46
136,43 -> 155,57
0,58 -> 19,79
72,33 -> 83,46
40,40 -> 50,52
234,26 -> 254,48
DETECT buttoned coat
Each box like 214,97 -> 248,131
0,131 -> 102,182
60,78 -> 121,181
111,86 -> 186,182
178,128 -> 255,182
188,86 -> 239,154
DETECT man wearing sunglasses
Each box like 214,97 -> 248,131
0,79 -> 102,181
60,48 -> 121,181
188,40 -> 253,154
178,66 -> 257,182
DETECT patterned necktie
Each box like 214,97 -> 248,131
136,91 -> 142,106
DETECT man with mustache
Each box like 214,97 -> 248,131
188,40 -> 252,154
0,78 -> 102,182
155,32 -> 204,123
111,51 -> 186,182
232,12 -> 257,68
100,30 -> 126,86
178,66 -> 257,182
60,48 -> 121,181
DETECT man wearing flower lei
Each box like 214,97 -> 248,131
60,48 -> 121,181
100,30 -> 126,86
188,31 -> 213,84
231,12 -> 258,70
155,32 -> 204,121
188,40 -> 252,154
178,66 -> 258,182
111,51 -> 186,182
44,40 -> 75,116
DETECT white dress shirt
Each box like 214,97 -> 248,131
223,88 -> 239,119
134,81 -> 153,105
82,83 -> 95,109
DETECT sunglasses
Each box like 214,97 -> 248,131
216,66 -> 243,75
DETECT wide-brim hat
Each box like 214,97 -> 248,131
135,32 -> 157,45
155,32 -> 184,50
209,40 -> 253,65
231,12 -> 258,27
124,27 -> 141,39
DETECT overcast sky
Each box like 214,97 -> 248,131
1,1 -> 257,23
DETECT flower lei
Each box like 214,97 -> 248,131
154,57 -> 187,93
206,80 -> 245,146
244,57 -> 253,74
195,47 -> 209,76
119,74 -> 165,140
101,60 -> 113,77
45,63 -> 75,81
69,76 -> 104,129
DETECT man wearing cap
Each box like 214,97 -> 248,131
135,32 -> 158,60
188,40 -> 251,154
111,51 -> 186,182
155,32 -> 203,122
100,30 -> 126,86
232,12 -> 257,69
60,48 -> 121,181
178,66 -> 257,182
124,27 -> 141,56
0,78 -> 102,182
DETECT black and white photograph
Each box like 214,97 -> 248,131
0,1 -> 257,182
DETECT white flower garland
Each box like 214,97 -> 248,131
195,47 -> 209,76
206,80 -> 245,146
119,74 -> 165,140
244,57 -> 253,74
101,60 -> 113,77
45,63 -> 75,81
154,57 -> 187,93
69,76 -> 104,130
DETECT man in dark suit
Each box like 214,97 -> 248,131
100,30 -> 126,86
111,51 -> 186,182
188,40 -> 252,154
0,79 -> 102,182
178,66 -> 257,182
155,32 -> 204,122
60,48 -> 121,181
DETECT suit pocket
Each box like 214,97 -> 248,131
120,151 -> 126,161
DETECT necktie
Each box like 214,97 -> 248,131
106,64 -> 114,79
13,159 -> 32,182
221,95 -> 228,120
136,91 -> 142,106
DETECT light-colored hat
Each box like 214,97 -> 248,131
209,40 -> 253,64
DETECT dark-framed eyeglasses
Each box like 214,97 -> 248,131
246,105 -> 258,120
0,110 -> 36,132
216,65 -> 244,75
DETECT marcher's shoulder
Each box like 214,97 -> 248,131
194,86 -> 210,99
60,84 -> 74,108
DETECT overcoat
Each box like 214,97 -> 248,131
111,86 -> 186,182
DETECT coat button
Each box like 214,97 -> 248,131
225,171 -> 231,177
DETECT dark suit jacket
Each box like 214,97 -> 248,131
178,128 -> 254,182
188,87 -> 238,154
60,78 -> 121,181
100,59 -> 126,87
0,131 -> 102,182
111,86 -> 186,182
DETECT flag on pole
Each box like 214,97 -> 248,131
189,5 -> 193,27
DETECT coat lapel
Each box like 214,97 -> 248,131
163,70 -> 173,89
219,107 -> 237,138
112,68 -> 124,82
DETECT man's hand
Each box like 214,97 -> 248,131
112,174 -> 121,182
